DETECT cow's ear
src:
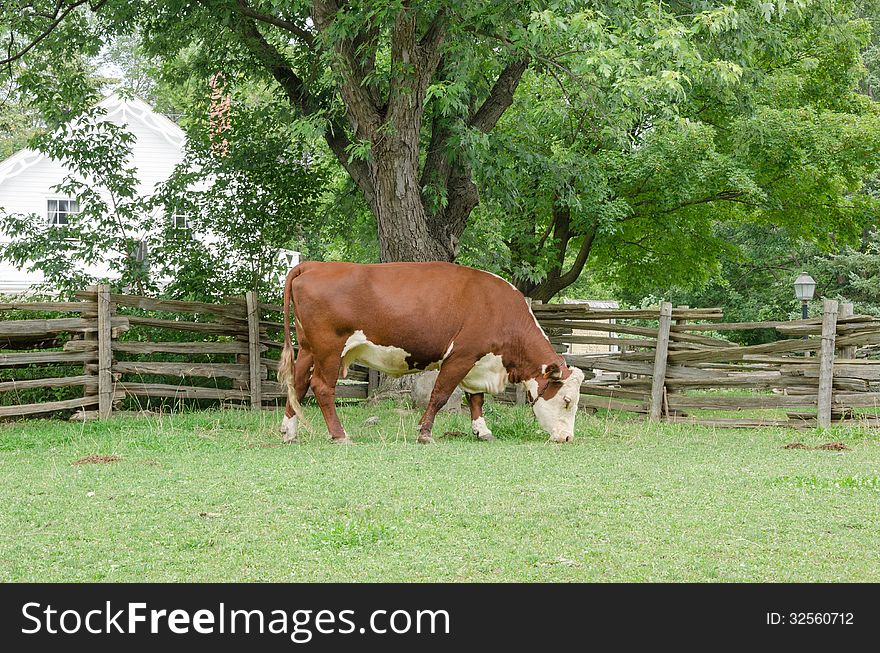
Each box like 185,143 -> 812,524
544,363 -> 562,380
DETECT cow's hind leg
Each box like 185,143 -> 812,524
466,392 -> 495,441
311,354 -> 352,444
417,357 -> 473,444
280,348 -> 313,443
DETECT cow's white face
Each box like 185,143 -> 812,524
528,367 -> 585,443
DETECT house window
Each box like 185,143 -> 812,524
170,209 -> 190,229
47,198 -> 79,226
132,239 -> 148,263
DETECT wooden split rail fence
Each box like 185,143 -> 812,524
531,300 -> 880,428
4,288 -> 880,429
1,285 -> 372,420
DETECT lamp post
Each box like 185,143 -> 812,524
793,272 -> 816,320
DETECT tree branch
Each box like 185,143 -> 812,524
630,189 -> 750,213
469,59 -> 529,133
312,0 -> 382,139
387,7 -> 445,124
422,58 -> 527,204
233,12 -> 310,111
557,222 -> 598,288
554,204 -> 572,268
436,167 -> 479,257
233,6 -> 374,204
235,0 -> 315,47
324,121 -> 376,208
420,57 -> 528,258
525,221 -> 599,300
0,0 -> 107,67
536,211 -> 557,251
419,8 -> 446,51
419,81 -> 452,190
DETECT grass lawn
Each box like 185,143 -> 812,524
1,401 -> 879,582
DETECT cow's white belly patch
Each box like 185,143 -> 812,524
341,330 -> 445,377
460,353 -> 508,395
341,330 -> 412,376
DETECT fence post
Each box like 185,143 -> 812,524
367,369 -> 380,398
82,286 -> 99,406
96,284 -> 114,419
649,302 -> 673,420
675,305 -> 689,329
245,290 -> 262,409
838,302 -> 855,359
817,299 -> 839,428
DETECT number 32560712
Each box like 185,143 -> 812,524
789,613 -> 853,625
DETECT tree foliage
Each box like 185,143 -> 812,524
1,0 -> 879,305
152,83 -> 327,301
0,81 -> 326,300
1,105 -> 151,294
461,0 -> 880,300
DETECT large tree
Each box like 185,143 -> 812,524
3,1 -> 880,297
1,0 -> 541,262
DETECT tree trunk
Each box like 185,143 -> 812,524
516,213 -> 599,301
370,136 -> 452,262
233,5 -> 526,265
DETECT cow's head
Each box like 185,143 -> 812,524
527,363 -> 585,443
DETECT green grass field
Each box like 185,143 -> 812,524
1,401 -> 879,582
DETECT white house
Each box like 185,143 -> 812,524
0,92 -> 298,295
0,93 -> 188,294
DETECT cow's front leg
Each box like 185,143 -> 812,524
466,392 -> 495,441
417,358 -> 472,444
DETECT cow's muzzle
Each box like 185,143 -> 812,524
550,432 -> 573,443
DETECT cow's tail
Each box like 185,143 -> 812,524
278,264 -> 309,428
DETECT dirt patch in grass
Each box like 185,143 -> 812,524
72,454 -> 123,466
442,430 -> 469,438
782,442 -> 850,451
815,442 -> 850,451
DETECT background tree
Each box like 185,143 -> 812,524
609,0 -> 880,326
0,105 -> 153,296
152,83 -> 328,301
461,0 -> 880,300
129,0 -> 540,262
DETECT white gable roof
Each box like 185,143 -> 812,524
0,92 -> 185,187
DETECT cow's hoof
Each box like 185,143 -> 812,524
476,432 -> 496,442
332,436 -> 354,445
280,415 -> 298,443
417,434 -> 435,445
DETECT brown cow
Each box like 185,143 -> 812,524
277,261 -> 585,444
